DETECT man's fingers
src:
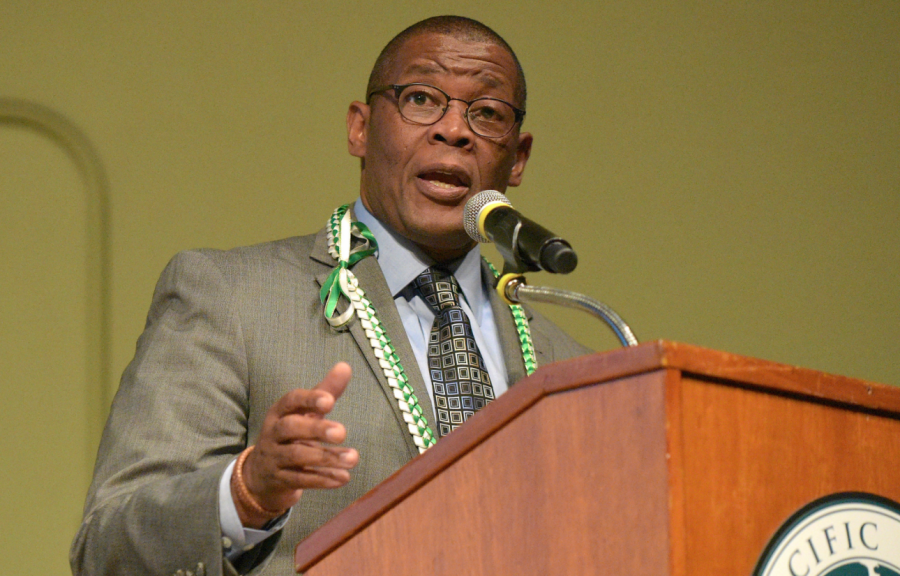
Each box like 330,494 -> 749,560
252,444 -> 358,493
271,413 -> 347,444
271,466 -> 353,490
247,362 -> 357,505
272,443 -> 359,471
273,362 -> 352,417
243,444 -> 357,511
312,362 -> 352,404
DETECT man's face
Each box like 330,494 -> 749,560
347,32 -> 532,262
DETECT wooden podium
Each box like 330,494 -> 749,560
294,340 -> 900,574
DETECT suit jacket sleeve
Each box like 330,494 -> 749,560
70,250 -> 275,576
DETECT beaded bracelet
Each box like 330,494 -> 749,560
232,446 -> 286,519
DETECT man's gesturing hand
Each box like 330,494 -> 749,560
232,362 -> 359,528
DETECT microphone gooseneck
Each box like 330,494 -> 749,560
464,191 -> 638,347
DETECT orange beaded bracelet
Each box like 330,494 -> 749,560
232,446 -> 287,519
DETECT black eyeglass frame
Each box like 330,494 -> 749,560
366,83 -> 526,138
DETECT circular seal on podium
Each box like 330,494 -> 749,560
754,492 -> 900,576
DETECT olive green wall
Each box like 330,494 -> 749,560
1,1 -> 897,574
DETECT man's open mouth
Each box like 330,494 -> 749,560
418,170 -> 471,190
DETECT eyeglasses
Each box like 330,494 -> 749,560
366,83 -> 526,139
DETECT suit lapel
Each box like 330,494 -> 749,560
311,224 -> 434,457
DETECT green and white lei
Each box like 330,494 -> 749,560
319,204 -> 537,452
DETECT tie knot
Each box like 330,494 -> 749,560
413,267 -> 461,313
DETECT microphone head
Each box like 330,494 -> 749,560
464,190 -> 513,243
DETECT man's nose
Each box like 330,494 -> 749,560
428,101 -> 475,148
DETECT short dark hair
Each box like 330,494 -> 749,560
366,15 -> 527,109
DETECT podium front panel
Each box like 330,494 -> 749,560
675,374 -> 900,574
304,370 -> 673,576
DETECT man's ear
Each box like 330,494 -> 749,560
507,131 -> 533,187
347,101 -> 369,158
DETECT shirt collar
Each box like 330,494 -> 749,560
353,199 -> 488,314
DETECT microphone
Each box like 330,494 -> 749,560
464,190 -> 578,274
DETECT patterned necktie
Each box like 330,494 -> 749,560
413,266 -> 495,438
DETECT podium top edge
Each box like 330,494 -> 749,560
533,339 -> 900,416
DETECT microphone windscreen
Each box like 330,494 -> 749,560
464,190 -> 513,243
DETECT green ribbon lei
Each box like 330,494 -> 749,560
319,205 -> 377,325
320,204 -> 536,451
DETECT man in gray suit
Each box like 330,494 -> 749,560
71,15 -> 591,576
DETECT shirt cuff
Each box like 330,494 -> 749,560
219,458 -> 291,562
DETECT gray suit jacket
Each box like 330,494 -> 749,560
71,224 -> 591,576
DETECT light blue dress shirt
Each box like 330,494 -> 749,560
220,199 -> 509,559
353,199 -> 509,403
